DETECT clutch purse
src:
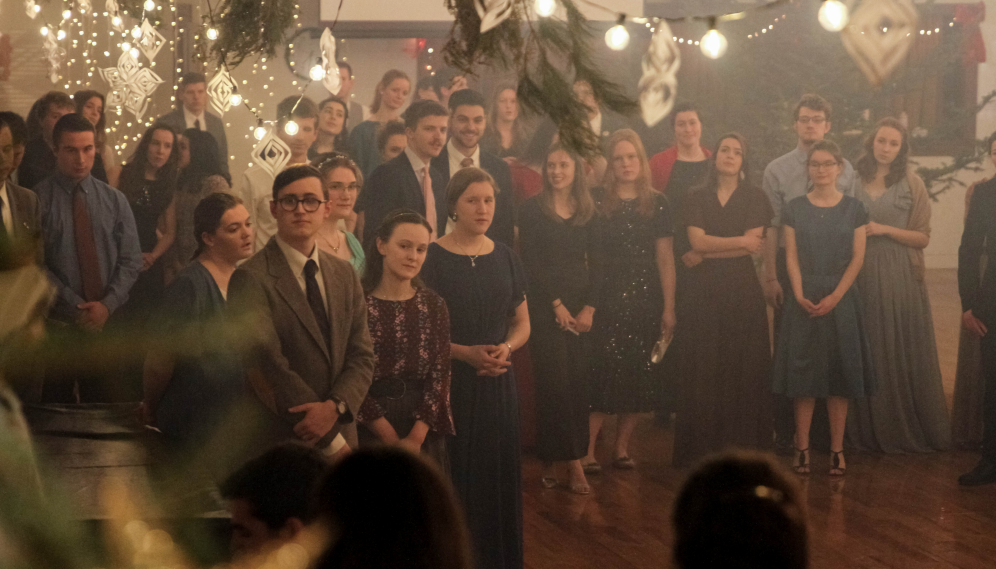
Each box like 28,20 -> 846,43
650,332 -> 672,364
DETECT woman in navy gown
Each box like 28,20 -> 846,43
421,167 -> 531,569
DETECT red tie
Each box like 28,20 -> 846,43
422,166 -> 437,241
460,157 -> 474,169
73,185 -> 104,302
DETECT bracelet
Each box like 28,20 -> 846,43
766,278 -> 779,283
552,300 -> 562,308
504,342 -> 513,353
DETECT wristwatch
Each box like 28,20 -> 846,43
330,397 -> 347,416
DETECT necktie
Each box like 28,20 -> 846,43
422,165 -> 437,240
304,259 -> 331,347
460,157 -> 474,169
73,184 -> 104,302
194,118 -> 202,131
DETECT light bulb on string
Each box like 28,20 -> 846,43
40,26 -> 50,36
57,30 -> 67,40
131,26 -> 143,39
230,92 -> 243,106
284,120 -> 299,135
605,14 -> 630,51
309,63 -> 325,81
254,122 -> 268,140
534,0 -> 556,18
144,0 -> 155,11
33,4 -> 40,12
700,18 -> 728,59
112,15 -> 122,26
818,0 -> 849,32
62,9 -> 72,19
206,27 -> 219,40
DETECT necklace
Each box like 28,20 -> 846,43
454,237 -> 487,267
331,229 -> 342,253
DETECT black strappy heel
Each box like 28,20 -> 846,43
830,450 -> 846,477
793,447 -> 810,475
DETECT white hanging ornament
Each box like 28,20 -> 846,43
840,0 -> 918,86
206,67 -> 238,115
135,19 -> 165,61
42,32 -> 66,84
475,0 -> 513,34
25,0 -> 39,19
319,27 -> 342,95
251,129 -> 292,178
638,20 -> 681,128
98,50 -> 163,121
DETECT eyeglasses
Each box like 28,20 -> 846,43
327,182 -> 360,193
808,161 -> 839,170
797,116 -> 827,125
275,196 -> 327,212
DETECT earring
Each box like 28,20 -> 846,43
450,213 -> 458,221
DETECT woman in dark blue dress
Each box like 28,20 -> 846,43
421,167 -> 531,569
141,192 -> 254,451
771,140 -> 875,477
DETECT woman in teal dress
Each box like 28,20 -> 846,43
847,118 -> 951,453
772,140 -> 875,477
314,153 -> 366,273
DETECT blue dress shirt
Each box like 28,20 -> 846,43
35,172 -> 143,323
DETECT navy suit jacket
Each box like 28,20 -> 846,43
430,146 -> 515,247
356,151 -> 448,250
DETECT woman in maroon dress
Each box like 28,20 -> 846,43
357,210 -> 455,468
673,133 -> 773,466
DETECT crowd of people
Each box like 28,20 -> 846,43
1,57 -> 996,569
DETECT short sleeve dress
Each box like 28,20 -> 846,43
771,194 -> 875,399
589,192 -> 674,413
421,241 -> 528,569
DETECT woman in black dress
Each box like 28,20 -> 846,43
117,123 -> 179,322
673,133 -> 773,466
519,143 -> 600,494
421,167 -> 530,569
142,192 -> 253,451
584,129 -> 676,473
357,210 -> 455,468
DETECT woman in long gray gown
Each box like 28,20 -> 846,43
847,118 -> 951,453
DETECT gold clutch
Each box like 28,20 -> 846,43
650,332 -> 672,364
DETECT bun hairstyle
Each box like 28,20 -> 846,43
192,192 -> 244,259
313,151 -> 364,194
361,209 -> 433,294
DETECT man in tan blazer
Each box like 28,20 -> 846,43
228,165 -> 374,457
0,117 -> 42,264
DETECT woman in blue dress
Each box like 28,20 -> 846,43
421,167 -> 530,569
772,140 -> 875,476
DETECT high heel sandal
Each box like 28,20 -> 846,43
830,450 -> 846,477
793,447 -> 810,475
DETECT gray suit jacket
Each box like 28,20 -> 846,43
227,238 -> 375,449
5,181 -> 43,264
157,107 -> 230,176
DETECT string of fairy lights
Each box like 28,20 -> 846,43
27,0 -> 965,164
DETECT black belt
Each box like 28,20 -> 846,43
367,377 -> 407,400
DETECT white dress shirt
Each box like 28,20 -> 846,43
404,145 -> 430,186
0,182 -> 12,237
240,165 -> 277,252
273,235 -> 346,454
183,107 -> 208,131
444,139 -> 481,235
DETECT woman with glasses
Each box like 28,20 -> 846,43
313,153 -> 365,272
355,210 -> 454,468
772,140 -> 874,477
846,118 -> 950,453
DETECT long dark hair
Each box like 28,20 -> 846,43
311,447 -> 474,569
539,143 -> 595,226
318,96 -> 352,151
696,132 -> 750,196
192,192 -> 244,259
73,90 -> 107,150
361,209 -> 433,294
855,117 -> 910,187
118,123 -> 180,202
483,82 -> 526,153
178,128 -> 230,193
600,129 -> 655,219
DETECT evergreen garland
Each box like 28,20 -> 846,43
209,0 -> 296,67
444,0 -> 637,158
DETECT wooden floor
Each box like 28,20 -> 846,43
521,269 -> 996,569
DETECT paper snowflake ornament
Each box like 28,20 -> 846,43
206,68 -> 237,115
320,28 -> 342,95
99,51 -> 163,121
25,0 -> 38,19
106,0 -> 124,31
475,0 -> 512,33
136,19 -> 165,61
42,33 -> 66,84
252,130 -> 292,178
639,21 -> 681,127
841,0 -> 918,87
